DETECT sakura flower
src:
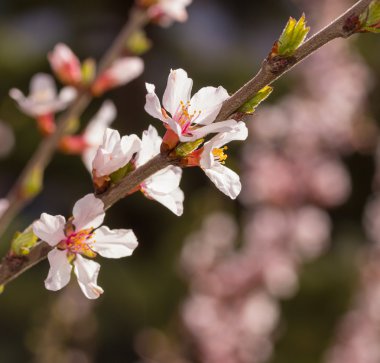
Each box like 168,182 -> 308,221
9,73 -> 77,135
139,0 -> 192,27
186,122 -> 248,199
92,57 -> 144,96
33,194 -> 138,299
59,101 -> 117,172
144,68 -> 237,145
135,125 -> 184,216
48,43 -> 82,86
92,128 -> 141,190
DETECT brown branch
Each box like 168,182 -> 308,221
0,0 -> 373,288
0,7 -> 149,240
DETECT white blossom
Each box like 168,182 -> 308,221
33,194 -> 138,299
145,68 -> 238,142
147,0 -> 192,27
135,125 -> 184,216
200,122 -> 248,199
9,73 -> 77,118
92,128 -> 141,178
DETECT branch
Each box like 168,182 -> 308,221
0,7 -> 149,240
0,0 -> 373,288
215,0 -> 372,121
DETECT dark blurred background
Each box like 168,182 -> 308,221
0,0 -> 379,362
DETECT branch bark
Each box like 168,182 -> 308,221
0,0 -> 373,288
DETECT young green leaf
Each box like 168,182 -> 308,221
21,166 -> 43,199
275,14 -> 310,57
360,0 -> 380,33
175,138 -> 205,157
11,228 -> 38,256
238,86 -> 273,115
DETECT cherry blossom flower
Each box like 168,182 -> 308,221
59,101 -> 117,171
33,194 -> 138,299
144,68 -> 237,144
92,128 -> 141,190
139,0 -> 192,27
135,125 -> 184,216
48,43 -> 82,86
9,73 -> 77,135
92,57 -> 144,96
190,122 -> 248,199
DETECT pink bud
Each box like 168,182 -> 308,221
48,43 -> 82,86
91,57 -> 144,96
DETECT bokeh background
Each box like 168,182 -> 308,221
1,0 -> 380,362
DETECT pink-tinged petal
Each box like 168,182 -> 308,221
163,69 -> 193,116
189,86 -> 229,125
45,249 -> 72,291
72,194 -> 105,231
144,186 -> 184,216
92,226 -> 138,258
204,163 -> 241,199
144,83 -> 166,122
9,88 -> 26,104
136,125 -> 162,166
160,0 -> 191,22
73,255 -> 103,299
145,166 -> 182,193
33,213 -> 66,246
48,43 -> 82,85
30,73 -> 58,101
180,119 -> 239,142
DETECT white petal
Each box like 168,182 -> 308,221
30,73 -> 57,101
73,255 -> 103,299
163,69 -> 193,116
9,88 -> 26,103
204,163 -> 241,199
189,86 -> 229,125
167,116 -> 183,138
58,86 -> 77,103
200,121 -> 248,169
92,226 -> 138,258
144,83 -> 166,122
45,249 -> 72,291
82,148 -> 97,173
145,186 -> 184,216
120,134 -> 141,159
84,100 -> 117,146
145,166 -> 182,193
107,57 -> 144,85
135,125 -> 161,167
180,119 -> 239,142
72,194 -> 105,231
33,213 -> 66,246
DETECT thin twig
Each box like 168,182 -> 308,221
0,8 -> 149,240
0,0 -> 373,288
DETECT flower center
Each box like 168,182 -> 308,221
173,101 -> 202,134
212,146 -> 228,164
58,228 -> 96,258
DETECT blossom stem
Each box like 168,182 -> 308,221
0,7 -> 149,240
0,0 -> 374,287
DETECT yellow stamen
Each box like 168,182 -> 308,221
212,146 -> 228,164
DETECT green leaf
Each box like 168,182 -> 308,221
238,86 -> 273,114
0,285 -> 4,295
126,30 -> 152,55
21,166 -> 43,199
11,227 -> 38,256
110,162 -> 134,184
175,138 -> 205,157
360,0 -> 380,32
277,14 -> 310,56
